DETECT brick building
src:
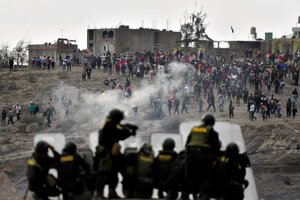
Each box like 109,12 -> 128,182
87,25 -> 181,54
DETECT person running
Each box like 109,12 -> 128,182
7,108 -> 14,125
229,100 -> 235,118
249,101 -> 257,121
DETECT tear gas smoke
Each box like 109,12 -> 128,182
51,61 -> 192,148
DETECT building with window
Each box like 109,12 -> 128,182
87,25 -> 181,54
28,38 -> 78,64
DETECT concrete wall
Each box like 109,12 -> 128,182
115,27 -> 155,53
28,45 -> 57,61
28,41 -> 78,64
156,30 -> 181,51
272,38 -> 300,53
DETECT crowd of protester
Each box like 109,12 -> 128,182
3,48 -> 300,128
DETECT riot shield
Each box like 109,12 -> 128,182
78,148 -> 94,170
150,133 -> 183,156
89,132 -> 98,154
179,121 -> 259,200
34,133 -> 66,154
33,133 -> 66,182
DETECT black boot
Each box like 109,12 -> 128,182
108,189 -> 121,199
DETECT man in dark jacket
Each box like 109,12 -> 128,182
173,97 -> 180,115
9,58 -> 14,71
185,113 -> 220,200
181,95 -> 189,114
207,91 -> 216,112
26,141 -> 61,200
229,100 -> 235,118
58,142 -> 90,200
94,109 -> 137,199
7,108 -> 14,125
2,109 -> 7,125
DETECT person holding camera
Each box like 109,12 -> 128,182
94,109 -> 137,199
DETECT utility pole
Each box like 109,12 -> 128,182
166,19 -> 169,31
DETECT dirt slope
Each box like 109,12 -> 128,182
0,66 -> 300,200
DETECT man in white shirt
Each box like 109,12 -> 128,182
15,104 -> 21,121
250,102 -> 257,121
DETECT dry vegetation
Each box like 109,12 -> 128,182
0,66 -> 299,199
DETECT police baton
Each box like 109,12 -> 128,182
184,147 -> 188,179
23,185 -> 29,200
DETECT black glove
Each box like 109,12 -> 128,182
243,179 -> 249,189
124,124 -> 138,136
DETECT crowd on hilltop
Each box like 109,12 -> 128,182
77,48 -> 300,121
2,48 -> 300,128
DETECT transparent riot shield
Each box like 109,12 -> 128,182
34,133 -> 66,154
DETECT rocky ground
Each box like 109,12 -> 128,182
0,65 -> 300,200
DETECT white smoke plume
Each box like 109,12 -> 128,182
50,61 -> 191,147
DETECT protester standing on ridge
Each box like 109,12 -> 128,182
229,100 -> 235,118
7,108 -> 14,125
2,109 -> 7,125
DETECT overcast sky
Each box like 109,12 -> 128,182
0,0 -> 299,49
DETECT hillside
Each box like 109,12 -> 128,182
0,65 -> 300,200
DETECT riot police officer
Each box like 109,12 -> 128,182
135,143 -> 155,199
153,138 -> 178,199
26,141 -> 61,200
214,143 -> 250,200
94,109 -> 137,199
58,142 -> 91,200
185,113 -> 220,200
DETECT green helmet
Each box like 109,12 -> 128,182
109,109 -> 124,123
63,141 -> 77,154
201,113 -> 215,126
163,138 -> 175,151
35,141 -> 49,154
225,142 -> 240,158
140,143 -> 152,155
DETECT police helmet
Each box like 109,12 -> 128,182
162,138 -> 175,151
140,143 -> 152,155
63,141 -> 77,154
35,141 -> 49,154
109,109 -> 124,123
201,113 -> 215,126
225,142 -> 240,158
